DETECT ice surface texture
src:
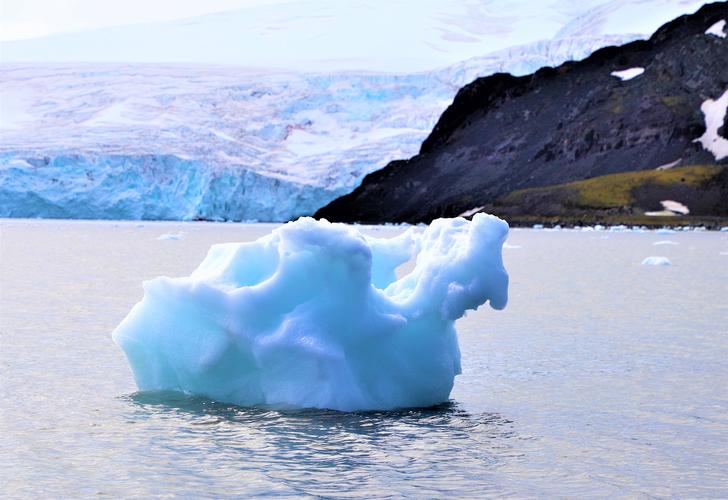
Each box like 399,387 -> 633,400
112,215 -> 509,411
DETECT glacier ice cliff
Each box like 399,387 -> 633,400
112,214 -> 509,411
0,153 -> 335,221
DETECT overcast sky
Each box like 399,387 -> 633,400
0,0 -> 284,41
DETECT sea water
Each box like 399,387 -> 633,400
1,220 -> 727,497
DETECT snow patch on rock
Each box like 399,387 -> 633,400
661,200 -> 689,215
655,158 -> 681,170
610,67 -> 645,81
694,88 -> 728,161
458,206 -> 484,218
706,19 -> 727,38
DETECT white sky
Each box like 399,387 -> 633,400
0,0 -> 284,41
0,0 -> 709,71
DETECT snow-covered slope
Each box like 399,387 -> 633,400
0,1 -> 711,221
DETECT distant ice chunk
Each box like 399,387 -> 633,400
112,214 -> 510,411
694,89 -> 728,161
157,232 -> 185,241
706,19 -> 726,38
611,67 -> 645,81
653,240 -> 678,246
641,256 -> 672,266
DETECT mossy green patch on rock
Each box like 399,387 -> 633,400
660,95 -> 687,110
503,165 -> 722,210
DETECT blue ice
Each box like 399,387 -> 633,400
112,214 -> 509,411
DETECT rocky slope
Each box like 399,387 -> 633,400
317,2 -> 728,224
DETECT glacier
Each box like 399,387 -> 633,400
0,36 -> 642,222
0,0 -> 710,221
112,214 -> 509,411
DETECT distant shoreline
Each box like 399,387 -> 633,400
2,215 -> 728,232
492,214 -> 728,231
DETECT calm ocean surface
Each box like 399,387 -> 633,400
1,219 -> 727,498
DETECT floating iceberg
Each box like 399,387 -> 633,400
157,232 -> 185,241
641,256 -> 672,266
112,214 -> 509,411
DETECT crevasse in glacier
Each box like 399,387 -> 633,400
112,214 -> 509,411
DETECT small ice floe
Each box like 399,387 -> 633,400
653,240 -> 678,246
706,19 -> 727,38
611,67 -> 645,81
532,224 -> 544,229
642,256 -> 672,266
694,89 -> 728,161
458,206 -> 484,218
721,227 -> 728,232
655,228 -> 675,234
157,232 -> 185,241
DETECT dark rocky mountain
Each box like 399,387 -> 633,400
317,2 -> 728,224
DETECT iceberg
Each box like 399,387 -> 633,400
157,232 -> 185,241
112,214 -> 509,411
641,256 -> 672,266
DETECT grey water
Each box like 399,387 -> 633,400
1,219 -> 727,498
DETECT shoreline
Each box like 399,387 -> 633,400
2,215 -> 728,231
496,214 -> 728,231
